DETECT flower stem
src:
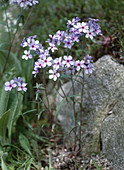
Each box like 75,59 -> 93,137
78,70 -> 84,153
71,76 -> 77,151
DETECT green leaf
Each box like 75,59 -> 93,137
22,109 -> 37,116
0,86 -> 9,118
0,110 -> 10,145
1,157 -> 8,170
38,109 -> 46,120
7,92 -> 23,143
19,134 -> 32,156
21,58 -> 34,82
0,50 -> 22,76
25,158 -> 33,170
31,140 -> 39,159
54,98 -> 66,121
25,131 -> 51,144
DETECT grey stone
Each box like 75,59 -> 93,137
101,85 -> 124,170
56,55 -> 124,169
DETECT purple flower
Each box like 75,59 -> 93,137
53,57 -> 62,70
4,80 -> 16,91
21,37 -> 26,47
84,54 -> 93,63
62,55 -> 74,68
54,30 -> 65,45
22,50 -> 32,60
88,18 -> 99,22
29,39 -> 39,51
9,0 -> 39,8
27,35 -> 37,41
42,56 -> 53,68
17,82 -> 27,92
34,59 -> 44,69
4,77 -> 27,92
22,38 -> 31,47
14,77 -> 24,84
94,24 -> 102,35
32,68 -> 39,77
67,17 -> 81,28
74,22 -> 88,33
49,69 -> 60,81
48,43 -> 58,52
71,34 -> 79,43
75,60 -> 85,71
69,27 -> 80,35
85,28 -> 96,40
64,37 -> 74,49
84,63 -> 94,74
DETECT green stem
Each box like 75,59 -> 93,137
2,0 -> 11,41
78,69 -> 84,153
71,75 -> 77,151
43,71 -> 52,126
0,22 -> 19,80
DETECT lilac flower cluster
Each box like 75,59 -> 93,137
4,77 -> 27,92
21,35 -> 45,60
46,17 -> 102,50
9,0 -> 38,8
31,53 -> 93,81
21,17 -> 101,81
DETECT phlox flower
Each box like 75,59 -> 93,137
63,37 -> 74,49
84,63 -> 94,74
53,57 -> 62,70
49,69 -> 60,81
27,35 -> 37,41
75,60 -> 85,71
4,80 -> 17,91
20,0 -> 26,8
9,0 -> 19,4
55,30 -> 65,45
46,34 -> 56,44
14,77 -> 24,85
88,18 -> 99,22
94,24 -> 102,35
32,68 -> 39,77
87,19 -> 102,36
9,0 -> 39,8
84,54 -> 93,63
4,77 -> 27,92
71,34 -> 79,43
22,50 -> 32,60
48,43 -> 58,52
75,22 -> 88,33
55,31 -> 65,40
42,56 -> 53,67
22,38 -> 31,47
67,17 -> 81,28
62,55 -> 74,68
31,0 -> 39,5
69,27 -> 80,35
34,59 -> 44,69
85,28 -> 96,40
29,39 -> 39,51
17,82 -> 27,92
